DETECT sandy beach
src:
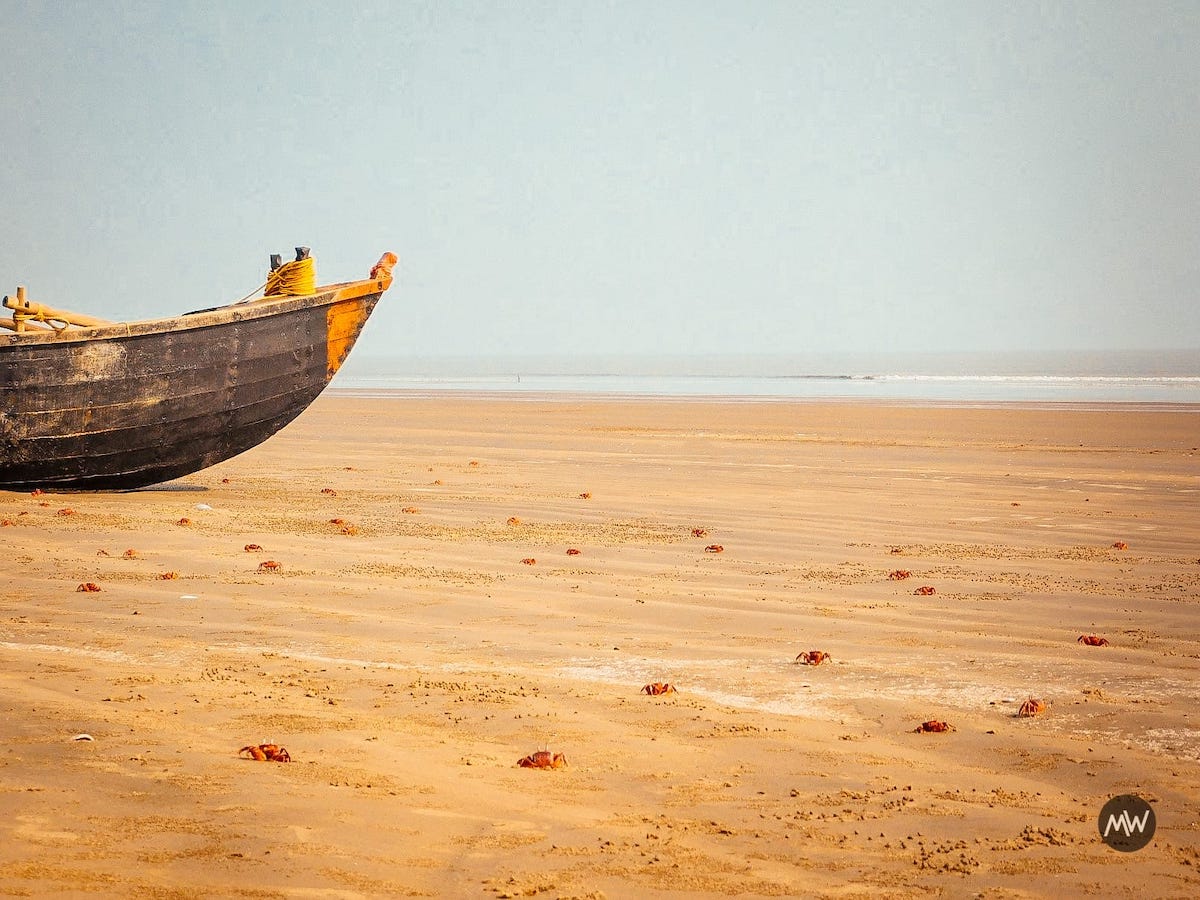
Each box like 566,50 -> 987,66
1,394 -> 1198,898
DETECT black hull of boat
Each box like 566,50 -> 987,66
0,281 -> 384,491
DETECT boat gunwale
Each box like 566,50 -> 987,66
1,276 -> 389,347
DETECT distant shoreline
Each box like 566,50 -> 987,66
333,349 -> 1200,404
342,347 -> 1200,378
327,385 -> 1200,413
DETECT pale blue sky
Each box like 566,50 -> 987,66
2,1 -> 1198,359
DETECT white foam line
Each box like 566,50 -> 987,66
221,643 -> 417,671
557,656 -> 1200,728
0,641 -> 137,664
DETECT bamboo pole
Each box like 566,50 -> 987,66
1,318 -> 31,331
0,315 -> 52,332
2,285 -> 113,329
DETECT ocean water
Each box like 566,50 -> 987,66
333,350 -> 1200,405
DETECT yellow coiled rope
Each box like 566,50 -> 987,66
264,255 -> 316,296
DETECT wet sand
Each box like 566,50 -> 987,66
2,394 -> 1199,897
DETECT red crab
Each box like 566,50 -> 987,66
642,682 -> 678,695
239,743 -> 291,762
518,750 -> 567,769
914,720 -> 955,733
1078,635 -> 1109,646
795,650 -> 831,666
1018,698 -> 1047,717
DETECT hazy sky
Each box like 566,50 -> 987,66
2,1 -> 1198,359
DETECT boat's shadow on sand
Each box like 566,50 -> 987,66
123,483 -> 210,494
7,483 -> 212,495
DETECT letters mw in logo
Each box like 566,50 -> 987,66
1102,809 -> 1152,838
1098,794 -> 1156,852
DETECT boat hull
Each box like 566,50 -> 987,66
0,279 -> 384,491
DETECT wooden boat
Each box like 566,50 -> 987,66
0,251 -> 395,491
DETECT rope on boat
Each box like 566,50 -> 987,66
11,306 -> 69,334
232,280 -> 270,305
264,254 -> 316,297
